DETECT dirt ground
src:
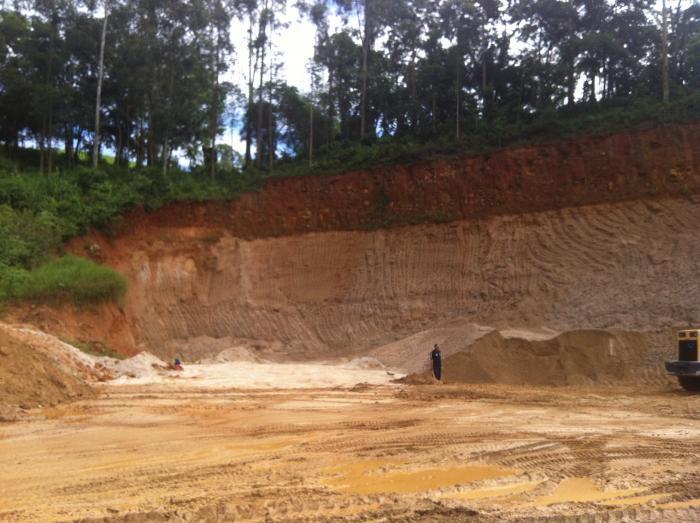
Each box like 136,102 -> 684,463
2,377 -> 699,522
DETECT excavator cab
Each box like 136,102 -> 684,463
665,329 -> 700,391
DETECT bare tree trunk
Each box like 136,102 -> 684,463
566,0 -> 576,105
210,18 -> 220,181
268,24 -> 274,171
64,125 -> 73,164
602,61 -> 607,99
146,8 -> 157,168
163,68 -> 174,176
327,68 -> 333,146
92,4 -> 108,168
244,12 -> 254,168
163,139 -> 170,176
455,59 -> 461,139
47,100 -> 53,174
74,128 -> 83,163
124,104 -> 130,166
409,58 -> 417,131
661,0 -> 670,103
115,124 -> 122,167
309,79 -> 314,167
39,119 -> 45,175
256,0 -> 268,168
360,40 -> 368,139
137,117 -> 144,168
359,0 -> 371,140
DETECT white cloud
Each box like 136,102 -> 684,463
227,8 -> 316,94
224,7 -> 317,153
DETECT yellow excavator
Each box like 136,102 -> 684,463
665,329 -> 700,391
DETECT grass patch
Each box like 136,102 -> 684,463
0,255 -> 127,305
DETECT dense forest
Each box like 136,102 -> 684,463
1,0 -> 699,176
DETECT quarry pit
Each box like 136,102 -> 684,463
1,122 -> 700,522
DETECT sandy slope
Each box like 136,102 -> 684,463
0,326 -> 93,412
76,196 -> 699,366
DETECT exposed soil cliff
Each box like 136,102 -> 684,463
17,122 -> 700,363
106,122 -> 700,238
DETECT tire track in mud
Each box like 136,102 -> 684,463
3,386 -> 699,523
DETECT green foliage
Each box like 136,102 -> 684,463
0,164 -> 258,267
0,162 -> 262,306
0,256 -> 126,305
256,92 -> 700,179
0,263 -> 30,301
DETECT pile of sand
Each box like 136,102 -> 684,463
0,327 -> 94,411
369,321 -> 496,373
407,329 -> 660,387
369,320 -> 563,374
0,324 -> 113,382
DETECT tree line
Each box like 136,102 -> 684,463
0,0 -> 699,176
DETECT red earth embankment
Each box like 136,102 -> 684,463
112,122 -> 699,238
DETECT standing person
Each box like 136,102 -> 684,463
430,343 -> 442,381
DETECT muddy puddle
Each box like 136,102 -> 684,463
324,460 -> 517,494
528,477 -> 645,506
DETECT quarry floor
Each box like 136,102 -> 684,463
1,377 -> 700,522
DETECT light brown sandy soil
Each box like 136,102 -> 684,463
0,326 -> 94,415
53,195 -> 700,365
1,381 -> 699,522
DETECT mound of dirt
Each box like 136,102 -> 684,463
369,321 -> 495,373
0,328 -> 93,410
436,329 -> 661,387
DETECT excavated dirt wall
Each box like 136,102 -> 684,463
40,122 -> 700,360
106,122 -> 700,238
63,196 -> 700,362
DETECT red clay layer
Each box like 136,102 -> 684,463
116,122 -> 699,238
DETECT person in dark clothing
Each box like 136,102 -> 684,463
430,344 -> 442,381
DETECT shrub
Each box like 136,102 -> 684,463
0,256 -> 127,305
0,263 -> 31,301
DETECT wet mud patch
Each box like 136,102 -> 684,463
324,460 -> 517,494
